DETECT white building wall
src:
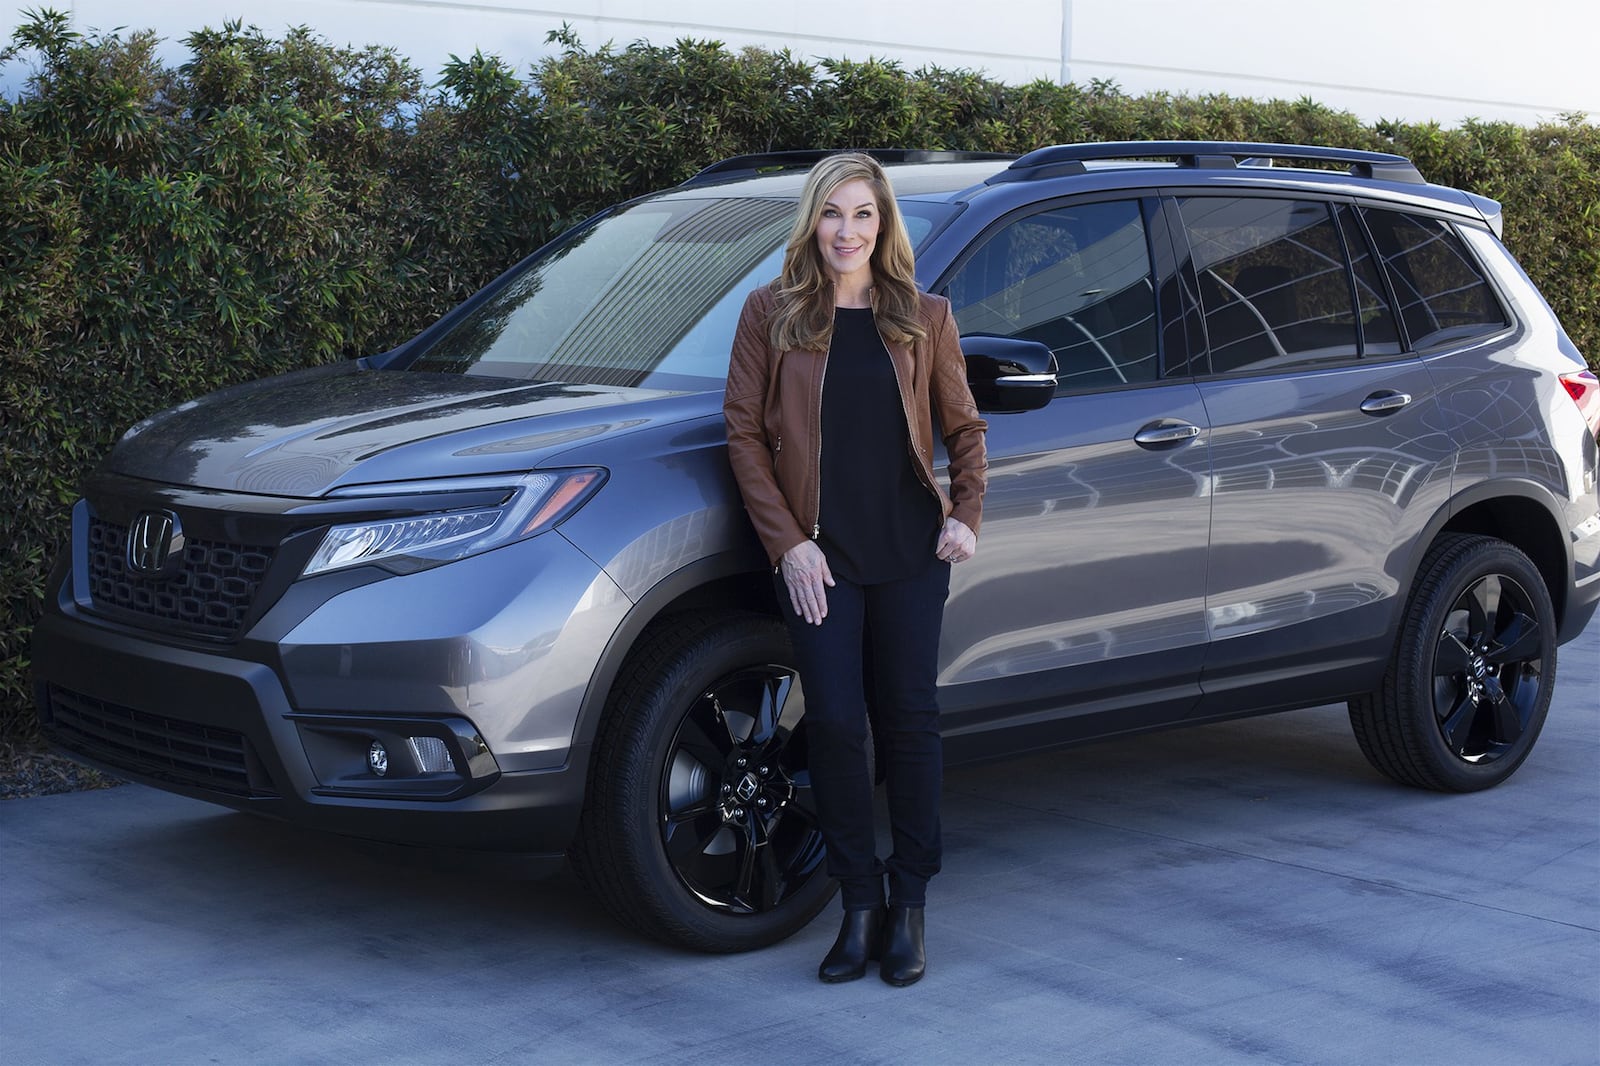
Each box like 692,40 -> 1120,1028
1062,0 -> 1599,128
3,0 -> 1596,127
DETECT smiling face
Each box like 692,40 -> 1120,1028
814,178 -> 881,293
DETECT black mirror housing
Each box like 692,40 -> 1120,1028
962,335 -> 1057,413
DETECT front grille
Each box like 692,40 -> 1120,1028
45,686 -> 268,797
87,516 -> 274,638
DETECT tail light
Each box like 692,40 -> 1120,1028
1559,369 -> 1600,439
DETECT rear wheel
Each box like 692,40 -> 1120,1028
1349,534 -> 1557,792
570,612 -> 834,951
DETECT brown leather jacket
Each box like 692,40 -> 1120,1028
724,283 -> 988,567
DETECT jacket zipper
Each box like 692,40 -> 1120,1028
812,346 -> 829,538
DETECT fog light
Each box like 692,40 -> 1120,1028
408,736 -> 454,774
367,740 -> 389,777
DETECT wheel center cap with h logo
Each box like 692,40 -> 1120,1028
127,510 -> 184,577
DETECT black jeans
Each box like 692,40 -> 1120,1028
777,560 -> 950,910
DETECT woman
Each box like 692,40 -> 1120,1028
723,153 -> 987,986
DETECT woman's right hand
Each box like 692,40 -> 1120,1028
779,540 -> 834,625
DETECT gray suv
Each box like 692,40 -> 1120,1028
33,142 -> 1600,952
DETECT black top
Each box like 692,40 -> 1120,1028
816,307 -> 941,583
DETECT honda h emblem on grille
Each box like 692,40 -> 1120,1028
127,510 -> 184,577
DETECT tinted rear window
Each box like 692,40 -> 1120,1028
1179,197 -> 1361,373
1358,208 -> 1509,350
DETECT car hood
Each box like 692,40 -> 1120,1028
108,362 -> 718,496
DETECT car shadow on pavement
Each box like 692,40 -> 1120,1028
93,804 -> 641,953
67,702 -> 1405,959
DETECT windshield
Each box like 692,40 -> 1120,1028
408,196 -> 955,389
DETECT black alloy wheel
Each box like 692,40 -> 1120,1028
1349,534 -> 1557,792
1430,571 -> 1546,764
571,611 -> 835,952
659,666 -> 825,914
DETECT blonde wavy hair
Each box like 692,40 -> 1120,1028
769,152 -> 926,353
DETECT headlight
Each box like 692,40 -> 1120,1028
301,468 -> 605,577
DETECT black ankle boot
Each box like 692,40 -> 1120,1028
818,906 -> 886,983
879,905 -> 926,987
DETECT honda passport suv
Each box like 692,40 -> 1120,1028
33,142 -> 1600,952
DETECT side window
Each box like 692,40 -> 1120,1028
1358,207 -> 1509,350
1178,197 -> 1359,373
944,200 -> 1159,390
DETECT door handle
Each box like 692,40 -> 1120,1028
1360,390 -> 1412,415
1134,420 -> 1202,447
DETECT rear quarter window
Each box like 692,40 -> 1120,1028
1358,208 -> 1510,350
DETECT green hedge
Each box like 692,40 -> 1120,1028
1,10 -> 1596,742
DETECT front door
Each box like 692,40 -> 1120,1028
931,196 -> 1212,756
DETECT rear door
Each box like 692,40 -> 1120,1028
930,195 -> 1213,755
1171,194 -> 1455,713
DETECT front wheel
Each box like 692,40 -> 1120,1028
570,611 -> 834,952
1349,534 -> 1557,792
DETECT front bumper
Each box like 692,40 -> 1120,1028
31,516 -> 631,855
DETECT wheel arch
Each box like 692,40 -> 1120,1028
1409,480 -> 1572,634
1433,476 -> 1568,627
570,554 -> 781,772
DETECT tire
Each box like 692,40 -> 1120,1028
570,611 -> 835,952
1349,534 -> 1557,792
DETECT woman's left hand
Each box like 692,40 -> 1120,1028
935,517 -> 977,564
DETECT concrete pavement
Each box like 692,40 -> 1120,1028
2,619 -> 1596,1065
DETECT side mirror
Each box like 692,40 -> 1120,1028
962,335 -> 1057,413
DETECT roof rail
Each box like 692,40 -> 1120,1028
985,141 -> 1424,185
682,149 -> 1016,187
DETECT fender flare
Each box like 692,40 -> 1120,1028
567,549 -> 774,770
1397,477 -> 1573,625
